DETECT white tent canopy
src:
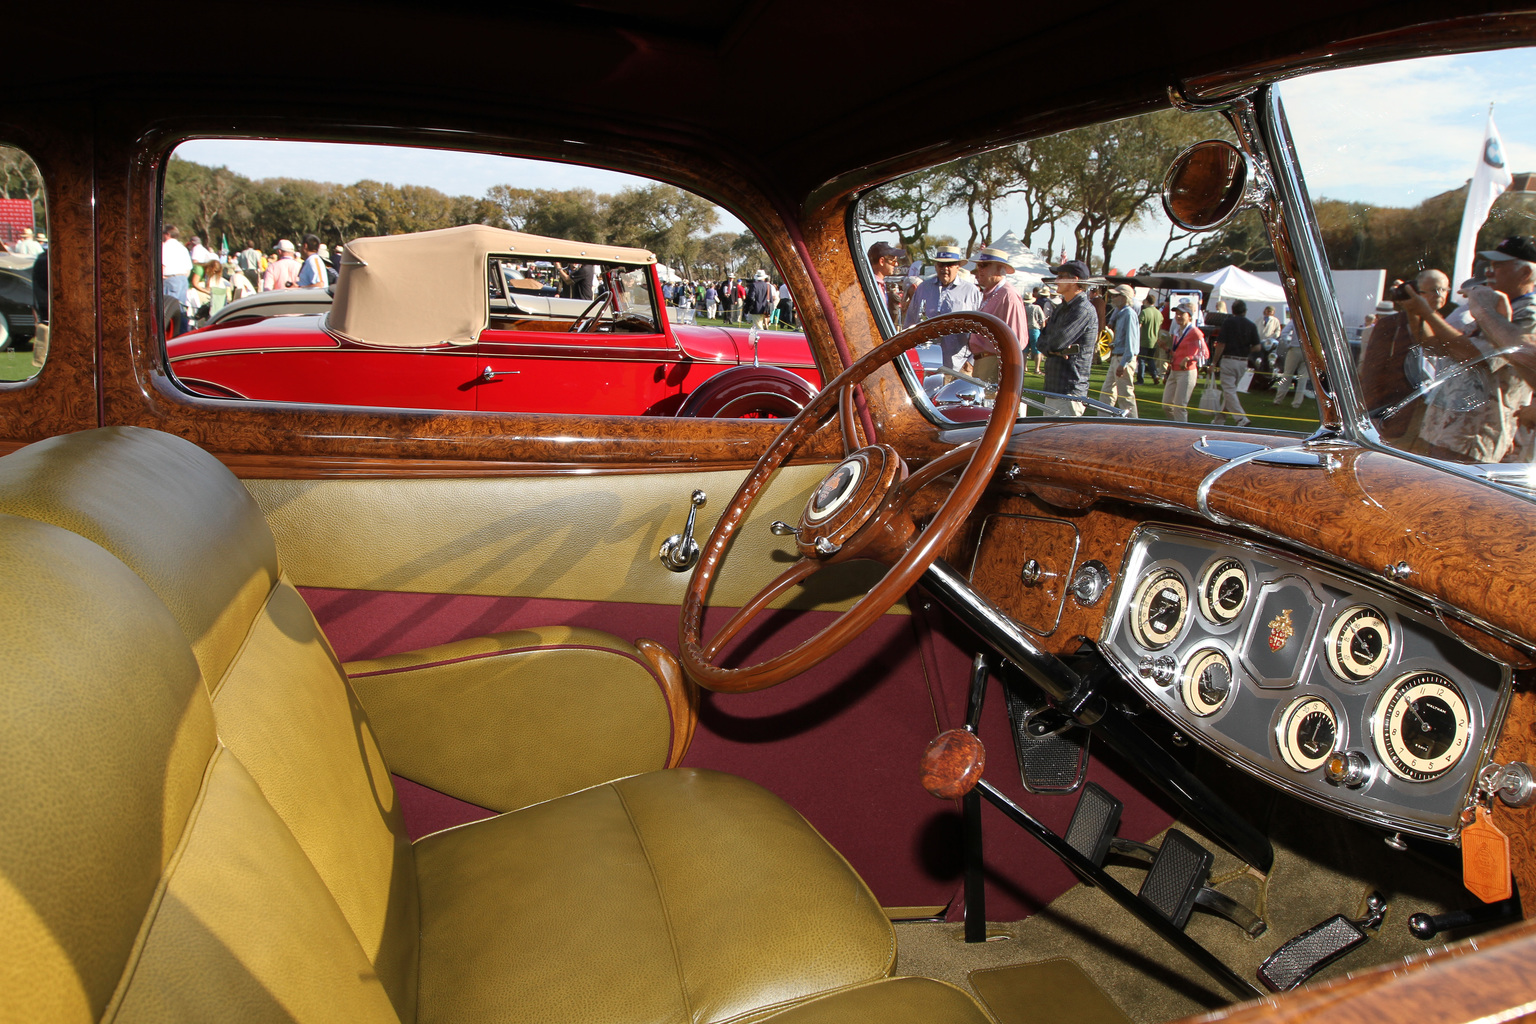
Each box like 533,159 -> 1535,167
981,230 -> 1053,294
1193,265 -> 1288,310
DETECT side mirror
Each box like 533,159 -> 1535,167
1161,139 -> 1251,231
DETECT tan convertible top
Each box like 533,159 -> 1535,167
326,224 -> 656,349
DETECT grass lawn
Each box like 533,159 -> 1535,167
1030,363 -> 1321,432
0,350 -> 38,383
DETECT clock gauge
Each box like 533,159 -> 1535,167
1371,673 -> 1471,782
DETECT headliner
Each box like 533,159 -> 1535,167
13,1 -> 1529,207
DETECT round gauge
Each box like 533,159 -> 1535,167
1180,648 -> 1233,717
1371,672 -> 1471,782
1277,696 -> 1338,773
1325,606 -> 1391,681
1130,568 -> 1189,650
1198,557 -> 1249,625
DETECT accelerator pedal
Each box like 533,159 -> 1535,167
1257,892 -> 1386,992
1004,680 -> 1089,794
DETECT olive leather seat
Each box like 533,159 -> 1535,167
0,427 -> 989,1024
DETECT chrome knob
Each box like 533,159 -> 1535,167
1324,750 -> 1371,789
1137,655 -> 1176,686
1020,559 -> 1057,586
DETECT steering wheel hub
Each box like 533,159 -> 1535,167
796,445 -> 906,559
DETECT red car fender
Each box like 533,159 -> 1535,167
676,363 -> 818,418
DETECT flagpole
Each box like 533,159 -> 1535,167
1452,104 -> 1513,292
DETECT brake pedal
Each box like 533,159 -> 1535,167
1064,782 -> 1123,867
1139,829 -> 1212,929
1003,680 -> 1089,794
1257,892 -> 1386,992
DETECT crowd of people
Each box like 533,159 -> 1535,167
160,226 -> 339,328
863,233 -> 1536,457
658,270 -> 797,330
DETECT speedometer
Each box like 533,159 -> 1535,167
1130,568 -> 1188,650
1325,606 -> 1391,681
1371,673 -> 1471,782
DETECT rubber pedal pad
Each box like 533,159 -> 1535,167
1138,829 -> 1213,929
1064,782 -> 1123,867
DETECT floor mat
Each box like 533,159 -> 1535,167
970,958 -> 1133,1024
895,767 -> 1470,1022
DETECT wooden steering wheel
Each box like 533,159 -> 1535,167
679,311 -> 1023,692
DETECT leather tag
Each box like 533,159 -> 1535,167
1463,805 -> 1513,904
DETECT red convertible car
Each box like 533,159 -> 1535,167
169,224 -> 822,417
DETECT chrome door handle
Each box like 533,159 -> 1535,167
480,365 -> 520,382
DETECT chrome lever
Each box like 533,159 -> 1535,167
770,520 -> 800,538
659,490 -> 707,572
481,365 -> 521,382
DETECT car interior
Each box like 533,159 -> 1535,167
5,5 -> 1536,1024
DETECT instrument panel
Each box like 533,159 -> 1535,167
1100,526 -> 1511,841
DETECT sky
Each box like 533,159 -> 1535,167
177,46 -> 1536,273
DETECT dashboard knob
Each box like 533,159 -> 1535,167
1324,750 -> 1372,789
1137,655 -> 1176,686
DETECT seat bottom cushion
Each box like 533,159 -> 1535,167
414,768 -> 895,1024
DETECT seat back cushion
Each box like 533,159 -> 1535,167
0,515 -> 401,1024
0,428 -> 420,1021
0,426 -> 279,689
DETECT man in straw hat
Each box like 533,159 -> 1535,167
903,243 -> 981,369
1097,283 -> 1140,416
965,247 -> 1029,384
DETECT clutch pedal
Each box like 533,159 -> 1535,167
1257,892 -> 1386,992
1003,679 -> 1089,794
1064,782 -> 1123,867
1139,829 -> 1213,929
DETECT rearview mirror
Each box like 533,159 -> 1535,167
1162,139 -> 1250,231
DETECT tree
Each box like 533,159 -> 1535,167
858,166 -> 954,260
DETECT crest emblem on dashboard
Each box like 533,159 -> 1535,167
1267,609 -> 1295,652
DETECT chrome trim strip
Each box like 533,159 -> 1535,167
1253,87 -> 1373,439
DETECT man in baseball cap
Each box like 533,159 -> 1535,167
965,247 -> 1029,383
1033,259 -> 1099,415
902,243 -> 981,370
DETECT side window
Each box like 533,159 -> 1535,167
0,145 -> 48,382
855,111 -> 1317,433
159,140 -> 816,418
1281,48 -> 1536,483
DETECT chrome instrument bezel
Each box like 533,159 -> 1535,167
1370,672 -> 1472,783
1099,524 -> 1514,843
1276,694 -> 1339,773
1324,605 -> 1393,683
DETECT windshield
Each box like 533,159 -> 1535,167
854,108 -> 1307,430
1279,47 -> 1536,494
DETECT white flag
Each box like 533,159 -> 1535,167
1452,109 -> 1513,292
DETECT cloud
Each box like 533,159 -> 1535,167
1279,49 -> 1536,207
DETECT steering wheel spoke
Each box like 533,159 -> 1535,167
702,557 -> 821,660
680,311 -> 1023,693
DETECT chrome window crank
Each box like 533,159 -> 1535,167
659,490 -> 707,572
